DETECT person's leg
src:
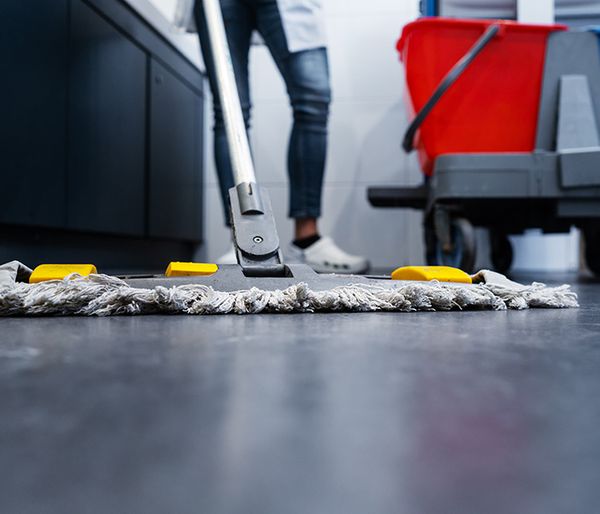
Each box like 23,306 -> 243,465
254,2 -> 368,273
253,1 -> 330,241
194,0 -> 255,225
286,48 -> 331,243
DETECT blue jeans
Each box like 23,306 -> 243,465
194,0 -> 331,225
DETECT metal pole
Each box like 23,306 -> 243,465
202,0 -> 256,185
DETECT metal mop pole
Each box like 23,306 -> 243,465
202,0 -> 284,276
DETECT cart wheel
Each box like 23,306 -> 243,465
424,217 -> 477,273
489,230 -> 513,274
583,225 -> 600,276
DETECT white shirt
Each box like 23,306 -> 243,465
276,0 -> 327,52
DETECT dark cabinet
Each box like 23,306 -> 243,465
1,0 -> 205,265
149,60 -> 203,241
67,0 -> 147,236
0,0 -> 68,227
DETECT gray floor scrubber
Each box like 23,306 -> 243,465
369,30 -> 600,275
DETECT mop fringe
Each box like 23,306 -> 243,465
0,273 -> 578,316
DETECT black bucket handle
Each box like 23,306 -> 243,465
402,23 -> 501,153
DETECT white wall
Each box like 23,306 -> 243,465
203,0 -> 424,269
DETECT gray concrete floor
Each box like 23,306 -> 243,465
1,274 -> 600,514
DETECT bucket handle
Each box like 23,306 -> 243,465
402,23 -> 501,153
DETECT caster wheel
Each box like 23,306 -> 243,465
489,230 -> 513,274
583,225 -> 600,276
424,217 -> 477,273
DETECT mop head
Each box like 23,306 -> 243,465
0,261 -> 578,316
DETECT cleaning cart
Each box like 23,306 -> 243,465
368,18 -> 600,274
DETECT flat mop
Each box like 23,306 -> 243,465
0,0 -> 578,316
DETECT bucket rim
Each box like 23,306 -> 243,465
397,17 -> 568,58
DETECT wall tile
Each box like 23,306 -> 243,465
250,46 -> 289,102
326,14 -> 408,101
325,99 -> 420,186
251,101 -> 292,185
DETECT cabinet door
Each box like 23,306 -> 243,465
67,0 -> 146,236
149,59 -> 203,241
0,0 -> 68,227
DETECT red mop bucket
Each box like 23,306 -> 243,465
398,18 -> 567,175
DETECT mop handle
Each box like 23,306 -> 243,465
202,0 -> 256,186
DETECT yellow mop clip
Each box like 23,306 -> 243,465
165,262 -> 218,277
29,264 -> 98,284
391,266 -> 472,284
